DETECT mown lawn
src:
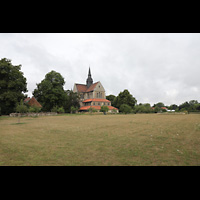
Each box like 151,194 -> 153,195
0,113 -> 200,166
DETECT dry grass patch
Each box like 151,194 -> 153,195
0,114 -> 200,165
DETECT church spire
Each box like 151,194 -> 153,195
86,67 -> 93,88
88,66 -> 91,76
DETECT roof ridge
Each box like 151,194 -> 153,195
76,81 -> 99,85
75,83 -> 86,85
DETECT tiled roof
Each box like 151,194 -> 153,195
79,105 -> 118,111
29,97 -> 42,108
24,97 -> 42,108
80,106 -> 101,110
75,82 -> 99,93
75,84 -> 88,92
86,82 -> 99,92
24,97 -> 31,103
107,106 -> 118,110
82,98 -> 110,103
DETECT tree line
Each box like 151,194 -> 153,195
0,58 -> 199,115
0,58 -> 79,115
106,95 -> 200,114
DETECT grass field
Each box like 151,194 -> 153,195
0,113 -> 200,166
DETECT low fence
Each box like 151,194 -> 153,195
9,112 -> 57,117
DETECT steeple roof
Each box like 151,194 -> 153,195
88,67 -> 91,76
86,67 -> 93,88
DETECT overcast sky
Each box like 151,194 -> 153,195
0,33 -> 200,106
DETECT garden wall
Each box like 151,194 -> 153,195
9,112 -> 57,117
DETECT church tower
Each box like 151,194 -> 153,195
73,67 -> 119,112
86,67 -> 93,88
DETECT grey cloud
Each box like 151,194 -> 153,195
0,33 -> 200,106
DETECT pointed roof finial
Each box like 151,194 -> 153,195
88,66 -> 91,76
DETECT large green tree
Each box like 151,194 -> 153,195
153,102 -> 165,108
0,58 -> 27,115
168,104 -> 178,110
114,89 -> 137,109
33,70 -> 66,112
63,90 -> 80,113
178,101 -> 190,111
179,100 -> 200,112
106,94 -> 116,107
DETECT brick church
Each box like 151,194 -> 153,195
73,68 -> 118,112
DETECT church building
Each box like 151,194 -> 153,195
73,68 -> 118,112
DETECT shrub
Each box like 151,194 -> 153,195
16,100 -> 28,113
70,106 -> 78,114
51,106 -> 58,113
134,104 -> 153,113
119,104 -> 132,114
100,106 -> 109,115
29,106 -> 41,113
57,107 -> 65,114
88,107 -> 97,114
15,99 -> 28,123
51,106 -> 65,113
111,109 -> 117,114
29,107 -> 35,113
154,106 -> 162,113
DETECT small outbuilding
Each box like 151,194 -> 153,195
24,96 -> 42,108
